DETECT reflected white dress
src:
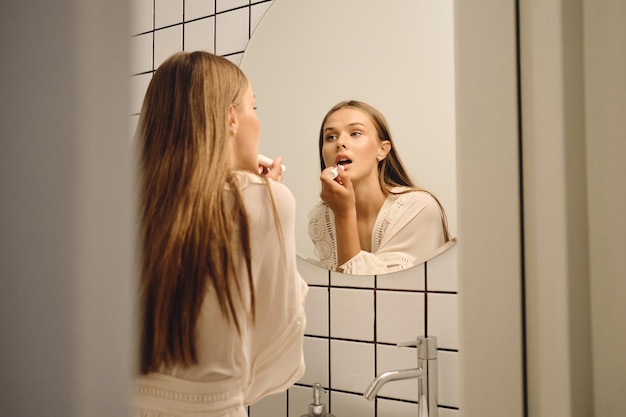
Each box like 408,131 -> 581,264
307,187 -> 455,275
134,171 -> 308,417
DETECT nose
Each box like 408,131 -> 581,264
335,133 -> 347,149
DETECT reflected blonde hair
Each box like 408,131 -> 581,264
137,51 -> 255,374
318,100 -> 451,242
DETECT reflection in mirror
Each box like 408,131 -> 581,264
307,100 -> 456,275
240,0 -> 457,274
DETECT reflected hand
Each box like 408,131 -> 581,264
320,165 -> 355,215
259,156 -> 283,182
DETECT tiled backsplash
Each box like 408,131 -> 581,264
278,249 -> 460,417
130,1 -> 459,415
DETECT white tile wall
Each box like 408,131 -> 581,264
249,390 -> 286,417
183,17 -> 215,52
331,390 -> 375,417
297,256 -> 327,285
330,288 -> 374,341
130,32 -> 153,75
331,270 -> 375,288
155,0 -> 182,29
185,0 -> 215,21
438,351 -> 460,408
428,293 -> 459,350
154,25 -> 183,69
130,73 -> 152,115
378,398 -> 419,417
130,0 -> 153,34
330,340 -> 375,393
250,2 -> 274,36
300,337 -> 329,386
215,8 -> 249,55
377,262 -> 425,291
427,242 -> 459,292
216,0 -> 248,13
304,286 -> 328,336
376,344 -> 420,401
376,291 -> 425,344
131,1 -> 460,415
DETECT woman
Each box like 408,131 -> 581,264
308,100 -> 454,275
135,51 -> 307,416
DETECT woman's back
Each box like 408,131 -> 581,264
136,173 -> 307,416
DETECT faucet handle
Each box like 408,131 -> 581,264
396,339 -> 422,348
396,336 -> 438,359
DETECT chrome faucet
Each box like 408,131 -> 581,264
363,336 -> 438,417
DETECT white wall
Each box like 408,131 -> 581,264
584,0 -> 626,415
521,0 -> 626,416
0,1 -> 134,417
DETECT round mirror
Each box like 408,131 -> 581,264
241,0 -> 457,273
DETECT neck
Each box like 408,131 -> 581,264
353,179 -> 387,219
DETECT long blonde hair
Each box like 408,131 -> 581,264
318,100 -> 451,242
137,51 -> 255,374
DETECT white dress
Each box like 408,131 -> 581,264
307,187 -> 455,275
134,171 -> 308,417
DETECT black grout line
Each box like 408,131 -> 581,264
327,268 -> 332,413
374,273 -> 378,417
213,0 -> 217,55
151,0 -> 155,71
514,0 -> 528,416
424,262 -> 428,337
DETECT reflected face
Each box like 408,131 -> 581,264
232,83 -> 260,171
321,108 -> 388,184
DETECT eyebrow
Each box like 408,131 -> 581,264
324,122 -> 367,132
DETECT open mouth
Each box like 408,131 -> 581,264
336,158 -> 352,166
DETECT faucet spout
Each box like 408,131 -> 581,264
363,367 -> 424,400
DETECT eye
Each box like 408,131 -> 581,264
325,134 -> 338,142
351,131 -> 362,137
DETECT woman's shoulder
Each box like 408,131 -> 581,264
389,187 -> 440,207
232,170 -> 295,206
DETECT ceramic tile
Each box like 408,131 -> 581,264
376,291 -> 425,344
377,398 -> 419,417
377,262 -> 425,291
288,385 -> 317,417
330,340 -> 374,393
130,73 -> 152,115
300,337 -> 329,387
298,256 -> 328,286
438,407 -> 460,417
184,17 -> 215,52
249,390 -> 286,417
154,25 -> 183,69
304,286 -> 328,337
155,0 -> 183,29
216,0 -> 248,13
376,344 -> 420,401
250,1 -> 273,36
130,32 -> 153,75
330,270 -> 374,288
215,8 -> 249,55
330,288 -> 374,341
427,293 -> 459,350
130,0 -> 153,34
185,0 -> 215,21
438,350 -> 460,408
330,390 -> 374,417
426,243 -> 458,292
224,52 -> 243,66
